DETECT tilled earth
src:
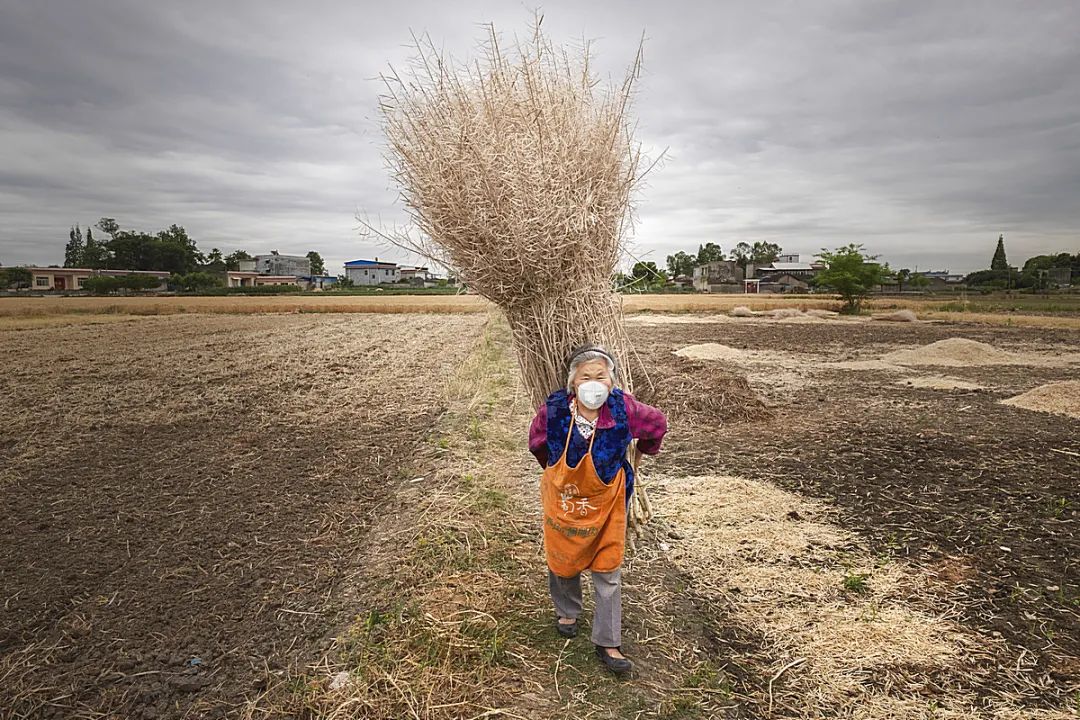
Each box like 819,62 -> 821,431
632,318 -> 1080,704
0,313 -> 485,719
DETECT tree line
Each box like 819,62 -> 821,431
963,234 -> 1079,290
618,241 -> 787,290
52,218 -> 328,290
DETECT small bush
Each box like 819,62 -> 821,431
83,274 -> 163,294
843,573 -> 869,594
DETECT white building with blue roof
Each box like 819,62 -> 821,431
344,258 -> 400,285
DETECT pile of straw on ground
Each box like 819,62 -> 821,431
370,20 -> 646,409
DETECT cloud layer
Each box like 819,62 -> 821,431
1,0 -> 1077,274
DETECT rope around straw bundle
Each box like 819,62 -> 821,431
365,19 -> 657,536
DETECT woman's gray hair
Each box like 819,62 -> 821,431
565,345 -> 618,393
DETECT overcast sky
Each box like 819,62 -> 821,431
1,1 -> 1077,274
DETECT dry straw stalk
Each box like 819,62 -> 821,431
367,18 -> 649,409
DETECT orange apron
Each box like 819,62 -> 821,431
541,414 -> 627,577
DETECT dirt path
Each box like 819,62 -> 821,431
0,314 -> 485,719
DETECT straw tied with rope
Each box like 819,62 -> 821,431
527,345 -> 667,675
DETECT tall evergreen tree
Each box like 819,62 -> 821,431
306,251 -> 325,275
64,225 -> 85,267
991,234 -> 1008,270
83,226 -> 108,269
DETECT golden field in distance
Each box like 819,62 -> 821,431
0,292 -> 1078,330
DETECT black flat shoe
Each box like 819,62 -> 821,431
595,645 -> 633,675
555,618 -> 578,638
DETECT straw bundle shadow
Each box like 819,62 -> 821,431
367,20 -> 647,410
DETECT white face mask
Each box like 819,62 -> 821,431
576,380 -> 609,410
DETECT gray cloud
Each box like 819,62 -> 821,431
0,0 -> 1077,275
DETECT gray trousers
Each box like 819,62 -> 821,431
548,568 -> 622,647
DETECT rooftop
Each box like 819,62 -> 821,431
759,262 -> 816,271
27,267 -> 171,277
345,259 -> 398,268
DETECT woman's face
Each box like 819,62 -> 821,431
572,359 -> 613,395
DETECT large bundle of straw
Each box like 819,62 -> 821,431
371,21 -> 646,410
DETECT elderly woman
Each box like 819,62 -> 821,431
528,345 -> 667,675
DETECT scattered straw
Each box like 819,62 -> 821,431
821,359 -> 907,372
1000,380 -> 1080,419
873,309 -> 919,322
624,313 -> 737,326
651,473 -> 1041,718
896,376 -> 986,391
805,309 -> 840,319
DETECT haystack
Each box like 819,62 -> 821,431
883,338 -> 1023,367
731,305 -> 757,317
371,21 -> 655,526
370,21 -> 644,408
1001,381 -> 1080,419
635,357 -> 771,425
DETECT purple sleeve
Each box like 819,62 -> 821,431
528,404 -> 549,468
624,393 -> 668,455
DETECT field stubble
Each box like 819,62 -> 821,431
0,313 -> 486,718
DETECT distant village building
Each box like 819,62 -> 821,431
399,266 -> 433,284
254,254 -> 311,277
919,270 -> 966,289
225,272 -> 298,288
237,259 -> 256,273
344,259 -> 400,286
880,270 -> 966,293
757,273 -> 811,293
1047,267 -> 1072,287
298,275 -> 338,290
752,258 -> 822,279
693,260 -> 744,293
27,267 -> 170,291
671,274 -> 693,289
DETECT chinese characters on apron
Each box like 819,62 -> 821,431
541,415 -> 627,577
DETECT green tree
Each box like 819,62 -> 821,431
84,274 -> 164,294
65,225 -> 85,267
696,243 -> 724,265
0,266 -> 32,289
895,268 -> 911,292
225,250 -> 253,271
630,261 -> 667,289
201,248 -> 226,273
82,226 -> 110,269
306,251 -> 325,275
336,275 -> 355,288
106,231 -> 159,270
991,234 -> 1008,271
964,269 -> 1008,288
81,275 -> 121,294
95,217 -> 121,239
171,271 -> 225,292
665,251 -> 696,278
813,244 -> 890,313
908,272 -> 930,291
730,242 -> 753,271
751,241 -> 782,265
